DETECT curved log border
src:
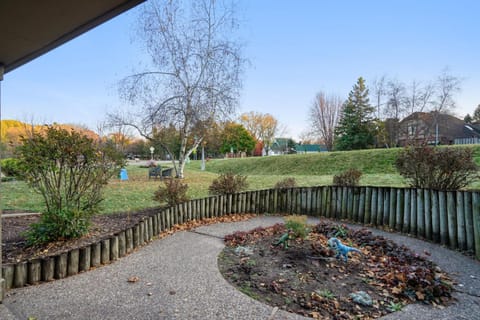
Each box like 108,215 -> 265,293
3,186 -> 479,290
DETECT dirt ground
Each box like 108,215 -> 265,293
1,209 -> 157,264
218,221 -> 454,319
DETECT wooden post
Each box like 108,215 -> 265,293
329,187 -> 336,219
250,191 -> 256,214
352,188 -> 359,222
91,243 -> 101,268
325,187 -> 331,218
110,236 -> 119,261
54,253 -> 68,279
133,224 -> 140,248
456,191 -> 466,251
417,189 -> 425,238
339,187 -> 348,219
431,190 -> 440,243
67,248 -> 79,276
376,187 -> 384,226
101,239 -> 111,265
358,187 -> 366,223
118,231 -> 126,258
424,189 -> 432,240
139,221 -> 145,246
439,191 -> 448,245
125,228 -> 133,253
227,194 -> 233,214
27,259 -> 41,285
14,261 -> 27,288
79,246 -> 91,272
365,187 -> 372,224
371,187 -> 378,225
447,192 -> 458,249
403,189 -> 411,234
152,213 -> 158,236
382,188 -> 389,226
472,192 -> 480,260
210,196 -> 216,217
347,187 -> 354,220
388,188 -> 396,229
273,189 -> 279,214
40,257 -> 54,282
2,265 -> 14,289
148,217 -> 154,240
410,189 -> 417,236
395,189 -> 404,232
464,192 -> 474,252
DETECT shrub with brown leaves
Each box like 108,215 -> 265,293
153,178 -> 189,206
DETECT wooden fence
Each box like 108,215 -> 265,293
2,186 -> 479,290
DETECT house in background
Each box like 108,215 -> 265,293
397,112 -> 480,146
269,138 -> 297,155
295,144 -> 328,153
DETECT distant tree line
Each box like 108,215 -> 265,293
308,69 -> 470,151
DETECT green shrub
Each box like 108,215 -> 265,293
17,125 -> 124,244
153,178 -> 189,206
208,172 -> 248,195
25,208 -> 90,245
0,158 -> 25,179
333,168 -> 362,186
396,145 -> 479,190
274,177 -> 297,189
284,215 -> 309,239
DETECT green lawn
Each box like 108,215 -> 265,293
2,145 -> 479,214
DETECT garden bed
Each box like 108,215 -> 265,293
219,220 -> 454,319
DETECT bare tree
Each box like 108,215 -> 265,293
430,69 -> 462,145
384,78 -> 408,120
371,75 -> 387,119
432,68 -> 462,114
407,80 -> 435,114
109,0 -> 245,178
308,91 -> 343,151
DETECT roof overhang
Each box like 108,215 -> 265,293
0,0 -> 145,75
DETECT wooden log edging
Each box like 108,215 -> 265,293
3,186 -> 480,291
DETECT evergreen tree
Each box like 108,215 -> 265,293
334,77 -> 376,150
473,104 -> 480,123
464,114 -> 473,124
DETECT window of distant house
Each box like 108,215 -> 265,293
408,125 -> 416,136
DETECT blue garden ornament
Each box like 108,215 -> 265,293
120,168 -> 128,181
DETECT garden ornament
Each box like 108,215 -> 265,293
273,229 -> 294,249
327,237 -> 362,262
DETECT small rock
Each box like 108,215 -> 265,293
349,291 -> 373,306
282,263 -> 293,268
234,246 -> 254,256
147,292 -> 153,296
169,290 -> 176,295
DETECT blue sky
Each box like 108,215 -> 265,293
2,0 -> 479,140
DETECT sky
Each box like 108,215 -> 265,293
2,0 -> 479,140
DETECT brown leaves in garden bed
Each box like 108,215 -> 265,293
219,219 -> 454,319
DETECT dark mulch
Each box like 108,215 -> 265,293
1,209 -> 159,264
218,220 -> 454,319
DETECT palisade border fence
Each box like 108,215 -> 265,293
2,186 -> 480,290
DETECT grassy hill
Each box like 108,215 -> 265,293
190,145 -> 480,176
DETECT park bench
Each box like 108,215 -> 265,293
148,166 -> 174,179
148,166 -> 162,179
161,167 -> 173,179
